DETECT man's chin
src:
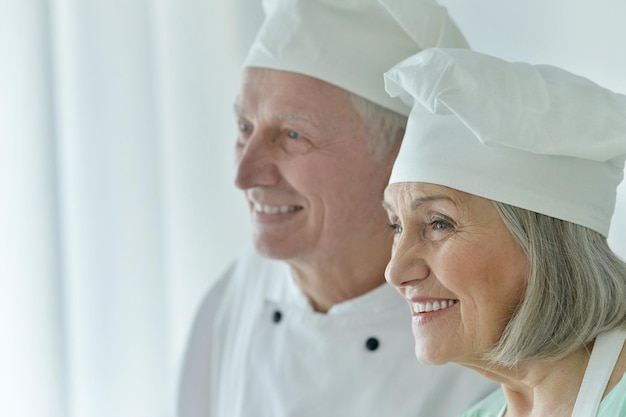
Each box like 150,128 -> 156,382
253,239 -> 297,261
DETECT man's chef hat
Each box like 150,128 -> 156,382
244,0 -> 469,116
384,48 -> 626,237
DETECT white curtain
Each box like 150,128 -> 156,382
1,0 -> 260,416
2,1 -> 625,417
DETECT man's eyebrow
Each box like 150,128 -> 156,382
274,113 -> 313,123
233,104 -> 246,117
232,105 -> 316,126
274,112 -> 317,126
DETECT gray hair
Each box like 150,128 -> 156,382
350,93 -> 407,159
486,202 -> 626,367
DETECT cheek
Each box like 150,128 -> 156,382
437,244 -> 524,310
432,247 -> 485,294
457,253 -> 527,339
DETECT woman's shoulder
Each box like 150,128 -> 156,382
458,387 -> 505,417
457,373 -> 626,417
599,372 -> 626,416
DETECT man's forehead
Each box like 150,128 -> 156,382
235,69 -> 352,121
241,67 -> 350,98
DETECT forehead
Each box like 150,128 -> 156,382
235,67 -> 356,120
384,182 -> 475,212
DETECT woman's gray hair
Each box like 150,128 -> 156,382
486,202 -> 626,367
350,93 -> 407,159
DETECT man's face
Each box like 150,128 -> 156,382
234,67 -> 396,265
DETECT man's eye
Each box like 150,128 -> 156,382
238,121 -> 251,132
280,129 -> 313,155
385,223 -> 403,234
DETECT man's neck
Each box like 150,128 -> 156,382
287,252 -> 389,313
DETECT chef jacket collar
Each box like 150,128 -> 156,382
264,268 -> 403,316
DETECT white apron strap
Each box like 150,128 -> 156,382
571,329 -> 626,417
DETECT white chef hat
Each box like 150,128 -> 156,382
244,0 -> 469,116
384,48 -> 626,237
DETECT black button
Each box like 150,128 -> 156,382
365,337 -> 380,351
272,310 -> 282,324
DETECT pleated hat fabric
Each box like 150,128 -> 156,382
385,48 -> 626,236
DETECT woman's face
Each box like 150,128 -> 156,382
383,182 -> 529,366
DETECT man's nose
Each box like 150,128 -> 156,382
234,131 -> 281,190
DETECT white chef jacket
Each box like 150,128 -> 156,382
176,246 -> 498,417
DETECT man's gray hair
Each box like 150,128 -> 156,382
350,93 -> 407,159
485,202 -> 626,367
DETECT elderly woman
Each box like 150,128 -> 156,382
382,48 -> 626,417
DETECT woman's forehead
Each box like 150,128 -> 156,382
384,182 -> 473,207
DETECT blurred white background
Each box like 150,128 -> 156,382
0,1 -> 624,416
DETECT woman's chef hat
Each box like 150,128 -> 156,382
244,0 -> 469,116
385,48 -> 626,237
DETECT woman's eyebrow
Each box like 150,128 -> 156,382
382,195 -> 454,213
410,195 -> 454,210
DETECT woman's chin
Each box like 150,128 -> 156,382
414,346 -> 451,366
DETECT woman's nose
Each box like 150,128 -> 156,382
385,239 -> 430,288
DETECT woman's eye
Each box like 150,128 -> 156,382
385,223 -> 403,234
431,220 -> 451,230
287,129 -> 300,139
423,217 -> 454,241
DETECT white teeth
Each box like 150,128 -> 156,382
253,203 -> 300,214
412,299 -> 457,313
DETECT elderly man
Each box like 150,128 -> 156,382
177,0 -> 497,416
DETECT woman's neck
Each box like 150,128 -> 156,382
463,347 -> 593,417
